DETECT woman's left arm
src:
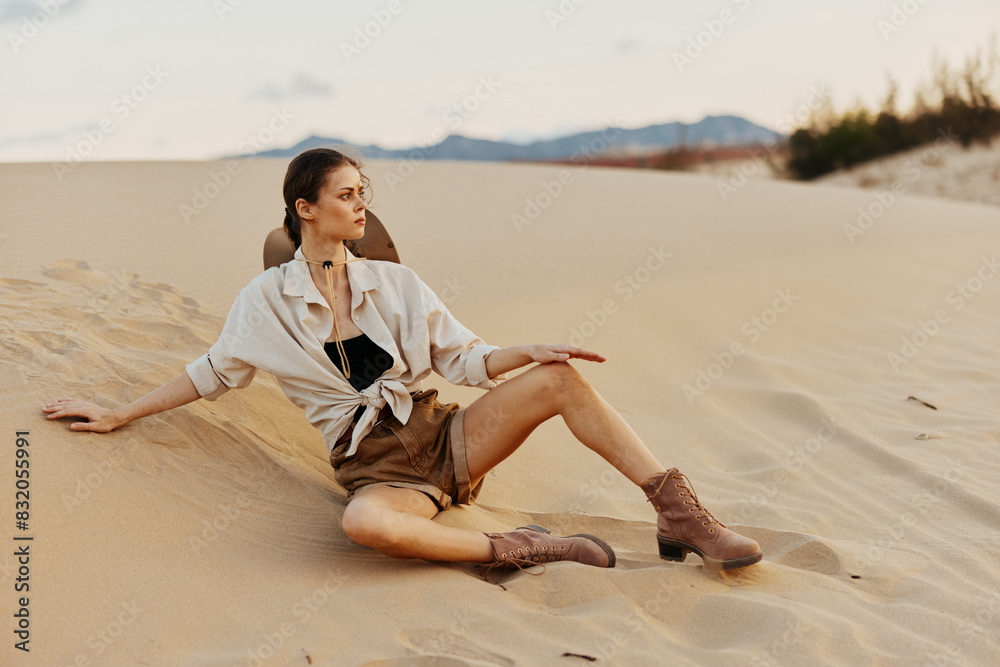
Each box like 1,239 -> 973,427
485,343 -> 606,378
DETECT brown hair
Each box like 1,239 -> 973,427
282,148 -> 372,248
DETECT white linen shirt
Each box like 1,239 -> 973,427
185,245 -> 507,458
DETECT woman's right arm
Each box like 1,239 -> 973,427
42,371 -> 202,433
46,280 -> 270,433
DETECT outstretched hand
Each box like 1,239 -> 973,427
528,343 -> 606,364
41,398 -> 125,433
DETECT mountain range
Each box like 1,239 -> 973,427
241,114 -> 781,162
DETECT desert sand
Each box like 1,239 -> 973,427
816,138 -> 1000,208
2,156 -> 999,666
693,138 -> 1000,210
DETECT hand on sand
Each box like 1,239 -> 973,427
42,398 -> 125,433
530,343 -> 606,364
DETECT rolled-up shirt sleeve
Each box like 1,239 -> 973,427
185,351 -> 256,401
185,290 -> 260,401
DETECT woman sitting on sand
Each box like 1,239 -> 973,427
42,148 -> 761,573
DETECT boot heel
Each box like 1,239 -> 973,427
657,537 -> 689,562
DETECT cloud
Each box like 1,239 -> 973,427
248,73 -> 335,101
0,128 -> 66,149
0,0 -> 85,23
615,38 -> 640,54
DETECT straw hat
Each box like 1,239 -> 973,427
262,209 -> 401,270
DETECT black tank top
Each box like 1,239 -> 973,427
324,333 -> 394,394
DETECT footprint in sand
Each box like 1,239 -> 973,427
743,526 -> 843,575
394,630 -> 514,666
776,540 -> 841,575
361,657 -> 468,666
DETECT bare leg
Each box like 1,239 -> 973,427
340,363 -> 659,564
464,361 -> 663,486
341,485 -> 494,562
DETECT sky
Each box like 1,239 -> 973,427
1,0 -> 998,162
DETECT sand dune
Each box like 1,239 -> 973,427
687,138 -> 1000,211
817,139 -> 1000,209
2,158 -> 999,665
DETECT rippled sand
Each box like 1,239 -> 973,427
1,159 -> 998,665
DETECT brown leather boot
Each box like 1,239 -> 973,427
483,525 -> 615,575
640,469 -> 762,570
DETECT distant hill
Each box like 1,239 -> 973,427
238,115 -> 782,162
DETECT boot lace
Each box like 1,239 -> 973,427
672,471 -> 723,532
481,536 -> 567,578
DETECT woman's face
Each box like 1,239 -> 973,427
298,166 -> 367,243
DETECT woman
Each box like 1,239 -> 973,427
42,148 -> 762,572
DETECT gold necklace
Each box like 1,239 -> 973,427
296,252 -> 364,379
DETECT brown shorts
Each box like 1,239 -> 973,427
329,388 -> 483,511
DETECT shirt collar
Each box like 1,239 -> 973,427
282,244 -> 380,304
